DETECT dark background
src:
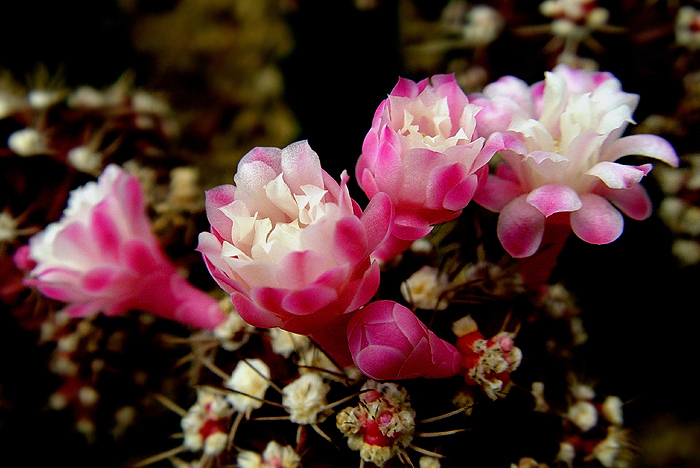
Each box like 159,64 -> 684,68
0,1 -> 698,466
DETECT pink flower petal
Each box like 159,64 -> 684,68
280,140 -> 324,193
281,286 -> 338,316
333,216 -> 370,265
526,184 -> 582,217
276,250 -> 327,289
81,267 -> 122,293
497,195 -> 546,258
205,184 -> 236,240
425,163 -> 469,211
585,162 -> 652,189
91,205 -> 121,261
570,193 -> 624,244
233,291 -> 284,329
473,173 -> 524,212
601,134 -> 679,166
360,192 -> 393,252
444,173 -> 480,211
594,183 -> 652,221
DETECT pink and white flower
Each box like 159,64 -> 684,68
347,300 -> 462,380
472,65 -> 679,257
356,74 -> 503,261
24,164 -> 225,328
197,140 -> 392,337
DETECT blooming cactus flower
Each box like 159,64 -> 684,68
347,300 -> 462,380
356,74 -> 503,261
198,140 -> 392,336
472,65 -> 679,257
24,164 -> 225,329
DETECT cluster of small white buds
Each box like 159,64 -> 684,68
400,265 -> 452,310
539,0 -> 609,37
557,378 -> 628,467
536,283 -> 588,347
655,155 -> 700,265
237,440 -> 302,468
181,388 -> 233,456
225,358 -> 271,418
336,380 -> 416,467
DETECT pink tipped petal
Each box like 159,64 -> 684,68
497,195 -> 546,258
586,162 -> 652,189
281,286 -> 338,316
360,192 -> 394,252
281,140 -> 324,192
333,216 -> 370,265
91,206 -> 121,261
232,292 -> 284,329
570,194 -> 624,244
391,76 -> 420,98
594,183 -> 652,220
426,163 -> 469,210
205,185 -> 236,238
602,134 -> 679,166
526,184 -> 583,217
443,174 -> 480,211
81,267 -> 122,292
346,260 -> 381,310
276,250 -> 327,289
473,174 -> 524,212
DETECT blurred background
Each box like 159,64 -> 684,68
1,1 -> 699,467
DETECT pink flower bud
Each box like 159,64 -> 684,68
24,164 -> 224,329
347,300 -> 462,380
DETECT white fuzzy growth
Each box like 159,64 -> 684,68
225,359 -> 271,416
282,373 -> 330,424
269,328 -> 310,358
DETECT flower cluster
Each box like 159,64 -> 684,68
7,56 -> 683,468
194,64 -> 676,386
